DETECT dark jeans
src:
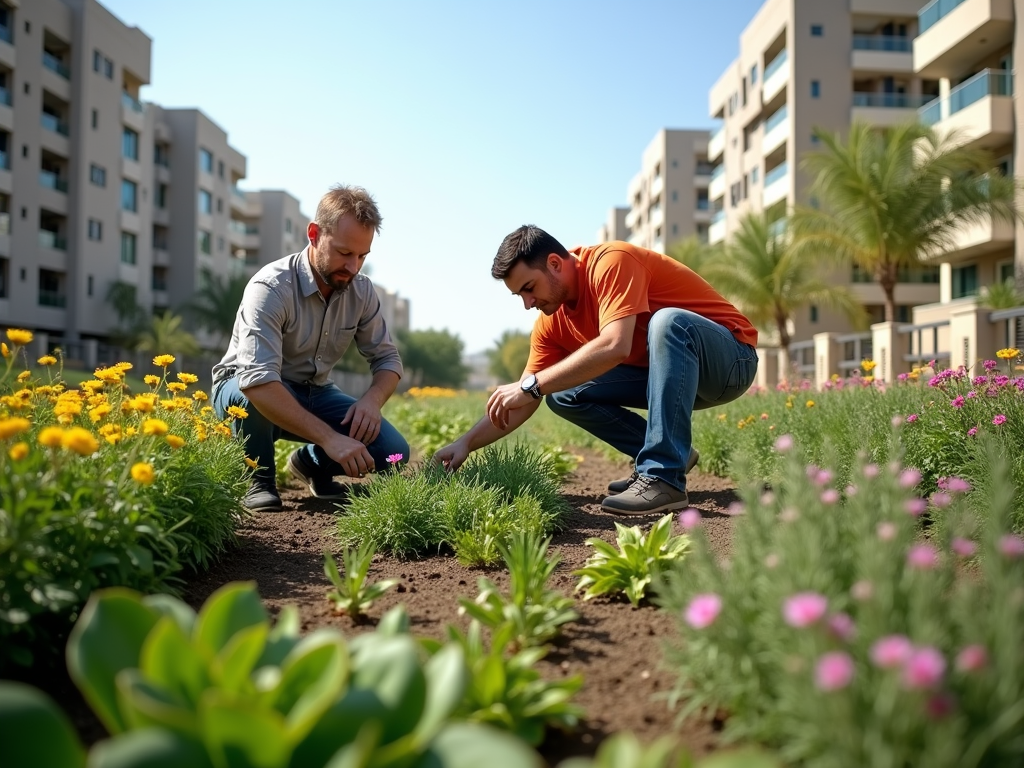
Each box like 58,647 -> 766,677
545,308 -> 757,491
212,377 -> 410,489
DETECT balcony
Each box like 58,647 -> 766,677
852,92 -> 938,126
709,211 -> 727,245
763,49 -> 788,102
650,174 -> 663,200
0,150 -> 7,170
121,91 -> 143,113
40,170 -> 67,193
41,112 -> 69,136
915,0 -> 1013,78
851,34 -> 913,73
0,86 -> 9,107
42,51 -> 70,79
918,70 -> 1012,149
763,104 -> 788,155
708,126 -> 725,161
38,290 -> 67,308
934,215 -> 1015,261
648,205 -> 663,230
763,161 -> 789,208
39,230 -> 67,250
0,24 -> 10,45
709,164 -> 726,202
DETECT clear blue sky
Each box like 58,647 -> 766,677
102,0 -> 764,355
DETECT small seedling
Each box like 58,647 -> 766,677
324,541 -> 398,617
574,513 -> 690,607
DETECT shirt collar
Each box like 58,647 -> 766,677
295,246 -> 321,298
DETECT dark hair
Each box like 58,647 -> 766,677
491,225 -> 570,280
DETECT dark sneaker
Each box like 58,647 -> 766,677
287,449 -> 348,500
600,476 -> 689,516
607,448 -> 700,494
243,485 -> 283,512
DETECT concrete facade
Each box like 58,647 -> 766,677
596,206 -> 628,244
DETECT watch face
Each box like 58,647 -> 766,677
522,374 -> 536,391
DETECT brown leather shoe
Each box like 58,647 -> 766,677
607,448 -> 700,494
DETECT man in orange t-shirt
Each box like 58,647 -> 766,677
435,225 -> 758,515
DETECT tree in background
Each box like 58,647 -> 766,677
487,330 -> 531,382
794,122 -> 1019,322
105,281 -> 147,348
187,273 -> 249,348
135,312 -> 201,359
666,235 -> 723,275
701,212 -> 866,351
396,328 -> 468,388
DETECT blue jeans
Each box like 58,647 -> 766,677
211,377 -> 410,490
545,308 -> 757,492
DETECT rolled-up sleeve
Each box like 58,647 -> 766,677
235,279 -> 288,390
355,290 -> 404,379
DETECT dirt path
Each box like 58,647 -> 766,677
184,449 -> 740,762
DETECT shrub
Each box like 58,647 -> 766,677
460,442 -> 569,527
656,436 -> 1024,767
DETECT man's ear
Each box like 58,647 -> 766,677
307,222 -> 320,246
547,252 -> 562,272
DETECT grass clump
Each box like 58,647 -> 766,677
460,442 -> 569,526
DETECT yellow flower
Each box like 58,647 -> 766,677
16,371 -> 30,382
8,441 -> 28,461
226,405 -> 249,420
81,380 -> 106,393
244,457 -> 260,470
166,434 -> 186,449
195,423 -> 209,442
0,417 -> 31,440
166,382 -> 187,393
88,403 -> 112,423
214,423 -> 232,438
6,329 -> 33,346
153,354 -> 176,367
142,418 -> 169,436
125,426 -> 137,437
997,348 -> 1020,360
1,342 -> 8,357
38,355 -> 57,366
131,462 -> 155,485
38,426 -> 65,448
200,406 -> 214,416
860,359 -> 877,372
863,375 -> 874,384
786,400 -> 793,408
114,362 -> 133,372
62,427 -> 99,456
144,375 -> 161,387
806,400 -> 815,408
177,372 -> 199,384
93,367 -> 123,384
130,394 -> 157,413
99,424 -> 121,438
193,391 -> 209,402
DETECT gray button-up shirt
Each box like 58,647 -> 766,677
212,248 -> 403,389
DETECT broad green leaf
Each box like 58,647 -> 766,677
698,749 -> 782,768
350,635 -> 427,743
476,654 -> 507,705
0,681 -> 86,768
67,588 -> 161,735
321,721 -> 382,768
139,617 -> 209,706
290,688 -> 389,766
115,669 -> 197,734
259,606 -> 301,669
375,605 -> 411,636
194,582 -> 268,658
88,728 -> 213,768
413,644 -> 467,744
199,691 -> 291,768
142,594 -> 197,637
272,632 -> 349,742
214,622 -> 270,694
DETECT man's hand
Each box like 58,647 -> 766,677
486,381 -> 532,429
341,395 -> 383,444
433,438 -> 470,473
324,433 -> 376,477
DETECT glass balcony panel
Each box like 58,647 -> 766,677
40,170 -> 68,192
764,104 -> 788,133
764,49 -> 788,80
710,164 -> 725,181
852,93 -> 937,108
0,150 -> 7,170
0,87 -> 10,106
38,290 -> 67,308
919,0 -> 968,34
0,24 -> 11,44
852,34 -> 911,52
765,161 -> 789,187
41,113 -> 70,136
711,209 -> 726,224
39,231 -> 68,250
42,51 -> 70,79
949,70 -> 1012,115
121,91 -> 144,113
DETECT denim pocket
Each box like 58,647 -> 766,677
715,353 -> 757,402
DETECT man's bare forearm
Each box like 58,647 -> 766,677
242,381 -> 338,445
465,398 -> 542,452
363,369 -> 400,407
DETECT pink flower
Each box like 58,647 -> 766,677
907,543 -> 939,569
685,594 -> 723,629
821,489 -> 840,505
851,580 -> 874,601
930,492 -> 951,509
877,522 -> 898,541
902,646 -> 946,689
871,635 -> 913,668
926,693 -> 956,720
899,469 -> 922,488
946,477 -> 971,492
967,427 -> 978,437
725,501 -> 746,516
950,396 -> 965,409
815,469 -> 834,486
863,463 -> 880,479
951,538 -> 977,558
973,376 -> 988,386
774,434 -> 794,452
903,498 -> 927,516
678,508 -> 702,531
967,390 -> 978,399
815,651 -> 855,691
993,414 -> 1007,426
983,359 -> 998,371
783,592 -> 829,628
955,644 -> 987,673
905,414 -> 918,424
386,453 -> 404,464
898,373 -> 909,382
846,484 -> 858,497
999,535 -> 1024,559
828,612 -> 856,642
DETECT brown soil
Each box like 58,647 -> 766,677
182,448 -> 741,763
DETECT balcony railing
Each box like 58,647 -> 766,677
0,24 -> 11,44
711,209 -> 726,224
41,112 -> 70,136
230,220 -> 259,235
40,170 -> 68,193
38,290 -> 67,308
764,104 -> 788,133
765,161 -> 789,187
852,92 -> 937,109
121,91 -> 144,113
695,161 -> 716,176
232,186 -> 247,200
0,150 -> 7,171
919,0 -> 968,34
919,69 -> 1012,125
696,198 -> 710,211
710,164 -> 725,181
39,231 -> 68,250
852,34 -> 912,52
42,51 -> 70,79
0,86 -> 9,107
0,212 -> 9,234
764,49 -> 788,81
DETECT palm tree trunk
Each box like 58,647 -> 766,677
878,263 -> 897,323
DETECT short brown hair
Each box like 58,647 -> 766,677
491,225 -> 569,279
314,185 -> 383,234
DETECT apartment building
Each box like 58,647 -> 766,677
707,0 -> 943,354
596,206 -> 628,244
621,129 -> 714,253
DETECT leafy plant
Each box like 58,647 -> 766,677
459,533 -> 578,650
557,732 -> 782,768
574,514 -> 690,607
461,442 -> 569,527
1,581 -> 541,768
323,542 -> 398,617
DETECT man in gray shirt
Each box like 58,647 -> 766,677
212,185 -> 409,511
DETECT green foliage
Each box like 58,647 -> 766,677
186,272 -> 249,347
461,442 -> 569,525
15,582 -> 542,768
450,494 -> 549,568
134,312 -> 202,358
458,533 -> 578,651
323,542 -> 398,617
574,514 -> 690,607
656,439 -> 1024,767
488,330 -> 532,382
979,277 -> 1024,310
385,399 -> 476,459
397,328 -> 469,388
665,236 -> 722,275
557,732 -> 782,768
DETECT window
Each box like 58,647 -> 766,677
1000,262 -> 1015,283
670,190 -> 678,203
198,229 -> 212,255
216,197 -> 223,214
217,160 -> 224,179
103,58 -> 113,79
152,267 -> 168,291
751,166 -> 760,184
91,109 -> 98,129
951,264 -> 978,299
811,24 -> 824,36
217,235 -> 225,253
122,128 -> 138,160
156,183 -> 167,209
199,148 -> 213,173
0,257 -> 7,299
750,63 -> 758,85
89,164 -> 106,187
39,269 -> 66,308
121,179 -> 137,212
154,143 -> 169,167
120,232 -> 137,264
811,80 -> 821,98
87,275 -> 93,297
88,219 -> 102,241
93,50 -> 102,73
810,305 -> 819,323
285,218 -> 292,234
198,189 -> 212,214
671,224 -> 678,236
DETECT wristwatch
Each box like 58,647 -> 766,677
520,374 -> 542,399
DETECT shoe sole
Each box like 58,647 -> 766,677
600,497 -> 690,516
287,453 -> 348,501
606,449 -> 701,494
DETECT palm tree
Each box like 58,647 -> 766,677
793,121 -> 1019,322
666,235 -> 723,274
135,312 -> 201,358
186,273 -> 249,346
701,212 -> 866,351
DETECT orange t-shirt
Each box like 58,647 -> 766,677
526,241 -> 758,373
